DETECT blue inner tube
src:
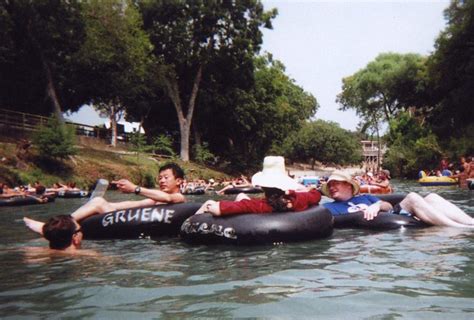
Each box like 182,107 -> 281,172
0,195 -> 55,207
332,194 -> 428,230
180,206 -> 334,245
57,190 -> 90,198
80,202 -> 202,240
223,187 -> 263,195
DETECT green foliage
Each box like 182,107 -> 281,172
0,165 -> 22,187
152,134 -> 176,157
427,0 -> 474,137
129,132 -> 153,154
280,120 -> 362,167
0,0 -> 86,115
337,52 -> 429,134
195,53 -> 318,171
440,124 -> 474,159
33,118 -> 77,159
383,112 -> 442,178
143,172 -> 156,188
138,0 -> 277,161
386,111 -> 429,145
193,142 -> 215,165
77,0 -> 153,105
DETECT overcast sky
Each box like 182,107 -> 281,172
260,0 -> 450,130
66,0 -> 450,131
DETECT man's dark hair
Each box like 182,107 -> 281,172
42,215 -> 78,250
159,163 -> 184,179
35,185 -> 46,195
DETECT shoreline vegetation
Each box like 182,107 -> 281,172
0,137 -> 361,190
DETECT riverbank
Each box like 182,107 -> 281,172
287,162 -> 364,179
0,137 -> 229,189
0,137 -> 364,188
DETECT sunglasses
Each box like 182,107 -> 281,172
73,227 -> 82,235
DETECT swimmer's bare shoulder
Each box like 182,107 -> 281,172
20,246 -> 101,258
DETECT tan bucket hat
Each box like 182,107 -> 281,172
321,170 -> 360,197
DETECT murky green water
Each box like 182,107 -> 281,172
1,180 -> 473,319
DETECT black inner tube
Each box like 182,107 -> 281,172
81,202 -> 202,240
180,205 -> 334,245
0,195 -> 54,207
223,187 -> 263,195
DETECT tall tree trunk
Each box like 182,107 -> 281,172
26,19 -> 63,121
110,105 -> 117,147
166,65 -> 203,162
44,60 -> 63,121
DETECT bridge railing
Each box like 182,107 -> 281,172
0,108 -> 130,141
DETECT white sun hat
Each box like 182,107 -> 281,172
321,170 -> 360,197
251,156 -> 303,191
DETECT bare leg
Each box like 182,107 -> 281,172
424,193 -> 474,225
69,197 -> 114,221
400,192 -> 474,228
70,197 -> 155,221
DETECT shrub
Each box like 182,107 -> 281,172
152,134 -> 176,157
33,118 -> 76,159
193,142 -> 215,165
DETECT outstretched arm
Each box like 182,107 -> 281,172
112,179 -> 185,204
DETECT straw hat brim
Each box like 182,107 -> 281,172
321,175 -> 360,197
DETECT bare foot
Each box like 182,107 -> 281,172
23,217 -> 44,235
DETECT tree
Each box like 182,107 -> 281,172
76,0 -> 153,147
427,0 -> 474,138
0,0 -> 85,118
139,0 -> 277,161
194,53 -> 318,171
337,52 -> 429,134
281,120 -> 362,168
33,117 -> 77,160
384,112 -> 442,178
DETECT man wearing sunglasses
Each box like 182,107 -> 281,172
41,215 -> 84,251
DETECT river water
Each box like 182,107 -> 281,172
1,180 -> 473,319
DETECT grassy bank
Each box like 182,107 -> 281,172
0,137 -> 229,189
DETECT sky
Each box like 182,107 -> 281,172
66,0 -> 450,131
260,0 -> 450,130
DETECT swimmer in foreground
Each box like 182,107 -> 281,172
23,163 -> 186,250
